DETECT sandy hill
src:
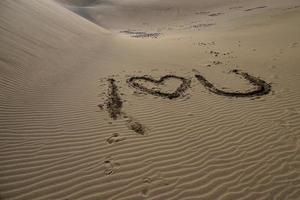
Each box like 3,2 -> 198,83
0,0 -> 300,200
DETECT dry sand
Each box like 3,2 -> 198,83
1,0 -> 300,199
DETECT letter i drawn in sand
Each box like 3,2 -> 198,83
99,78 -> 146,135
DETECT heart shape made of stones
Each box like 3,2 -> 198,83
127,75 -> 191,99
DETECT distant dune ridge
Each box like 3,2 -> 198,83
1,0 -> 300,200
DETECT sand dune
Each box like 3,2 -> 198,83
1,0 -> 300,199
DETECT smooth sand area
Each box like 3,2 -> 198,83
1,0 -> 300,199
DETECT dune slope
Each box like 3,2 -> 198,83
1,0 -> 300,200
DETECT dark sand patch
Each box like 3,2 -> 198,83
245,6 -> 267,11
285,5 -> 300,10
195,11 -> 210,15
229,6 -> 243,10
190,23 -> 215,29
208,13 -> 223,16
120,30 -> 161,38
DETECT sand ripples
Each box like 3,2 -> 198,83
1,0 -> 300,199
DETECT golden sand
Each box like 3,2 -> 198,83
0,0 -> 300,199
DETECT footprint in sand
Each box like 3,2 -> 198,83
104,160 -> 113,175
106,133 -> 126,144
289,42 -> 298,48
274,118 -> 291,130
141,177 -> 152,197
103,157 -> 121,176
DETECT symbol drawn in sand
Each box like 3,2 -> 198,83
106,78 -> 123,120
101,78 -> 146,135
127,75 -> 191,99
127,119 -> 146,135
101,70 -> 270,134
195,69 -> 271,97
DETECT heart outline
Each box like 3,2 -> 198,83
127,75 -> 191,99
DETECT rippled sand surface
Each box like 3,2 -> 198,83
1,0 -> 300,199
